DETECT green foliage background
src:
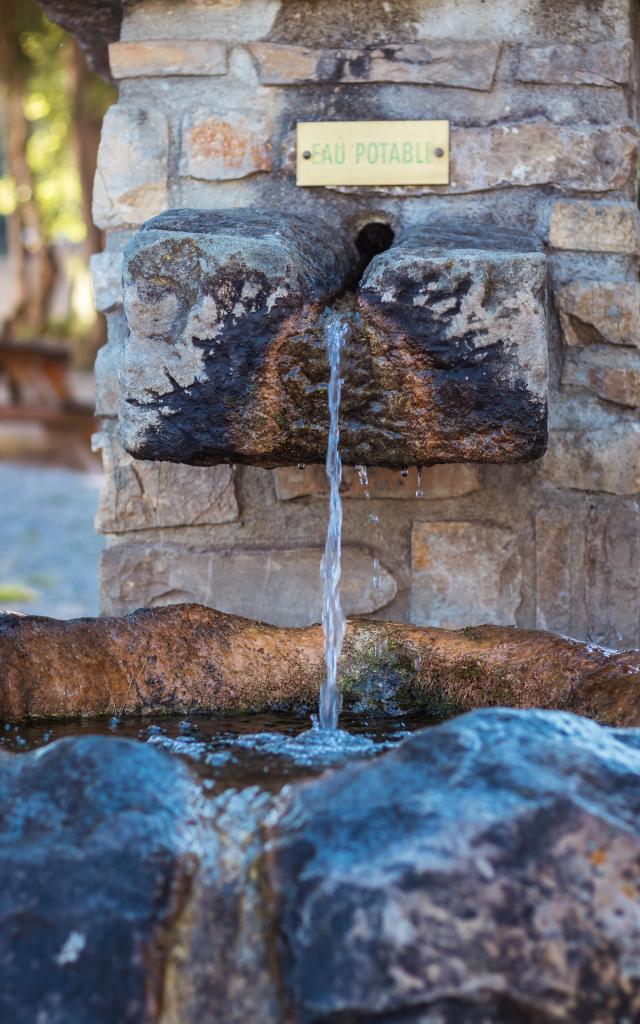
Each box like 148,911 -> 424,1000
0,1 -> 115,243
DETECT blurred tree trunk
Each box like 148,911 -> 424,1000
66,38 -> 102,264
66,36 -> 106,348
0,10 -> 55,339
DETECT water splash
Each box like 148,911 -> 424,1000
355,464 -> 370,498
319,313 -> 349,730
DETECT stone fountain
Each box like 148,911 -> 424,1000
2,0 -> 640,1021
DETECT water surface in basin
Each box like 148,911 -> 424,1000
1,710 -> 442,794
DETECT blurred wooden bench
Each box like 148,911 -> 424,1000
0,340 -> 97,468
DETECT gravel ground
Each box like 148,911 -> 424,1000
0,463 -> 104,619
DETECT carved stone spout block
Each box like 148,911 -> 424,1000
120,210 -> 548,467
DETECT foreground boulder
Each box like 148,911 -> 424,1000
0,736 -> 200,1024
1,604 -> 639,725
2,709 -> 640,1022
267,709 -> 640,1023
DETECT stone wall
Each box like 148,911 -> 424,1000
92,0 -> 640,648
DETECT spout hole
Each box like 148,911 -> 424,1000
346,221 -> 395,291
355,221 -> 395,264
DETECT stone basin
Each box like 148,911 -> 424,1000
2,606 -> 640,1022
120,211 -> 548,468
2,604 -> 639,725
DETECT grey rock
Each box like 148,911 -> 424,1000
93,104 -> 168,230
513,41 -> 632,86
555,280 -> 640,349
267,708 -> 640,1024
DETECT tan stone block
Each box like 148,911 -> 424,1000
448,122 -> 636,194
274,464 -> 482,501
94,344 -> 121,418
93,104 -> 168,229
180,109 -> 272,181
549,201 -> 639,253
100,543 -> 397,624
544,424 -> 640,495
585,501 -> 640,648
562,358 -> 640,408
95,430 -> 239,532
109,40 -> 227,78
90,249 -> 122,313
514,42 -> 632,86
535,506 -> 579,635
555,281 -> 640,349
411,521 -> 521,629
250,41 -> 500,89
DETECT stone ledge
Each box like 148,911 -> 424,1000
120,213 -> 547,467
1,605 -> 639,725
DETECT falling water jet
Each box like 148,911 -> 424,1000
318,312 -> 349,730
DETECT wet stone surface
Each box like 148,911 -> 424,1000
120,210 -> 548,468
2,708 -> 640,1023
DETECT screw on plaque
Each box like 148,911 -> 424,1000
434,147 -> 445,158
302,150 -> 312,160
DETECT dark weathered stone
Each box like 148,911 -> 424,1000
121,213 -> 548,467
355,223 -> 548,464
2,605 -> 640,726
120,209 -> 356,466
0,735 -> 198,1024
38,0 -> 122,78
267,708 -> 640,1024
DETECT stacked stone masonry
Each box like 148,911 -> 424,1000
92,0 -> 640,648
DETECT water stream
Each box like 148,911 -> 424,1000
318,313 -> 349,730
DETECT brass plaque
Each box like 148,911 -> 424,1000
296,120 -> 449,187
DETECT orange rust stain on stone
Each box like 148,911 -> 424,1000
189,118 -> 271,173
589,848 -> 608,866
